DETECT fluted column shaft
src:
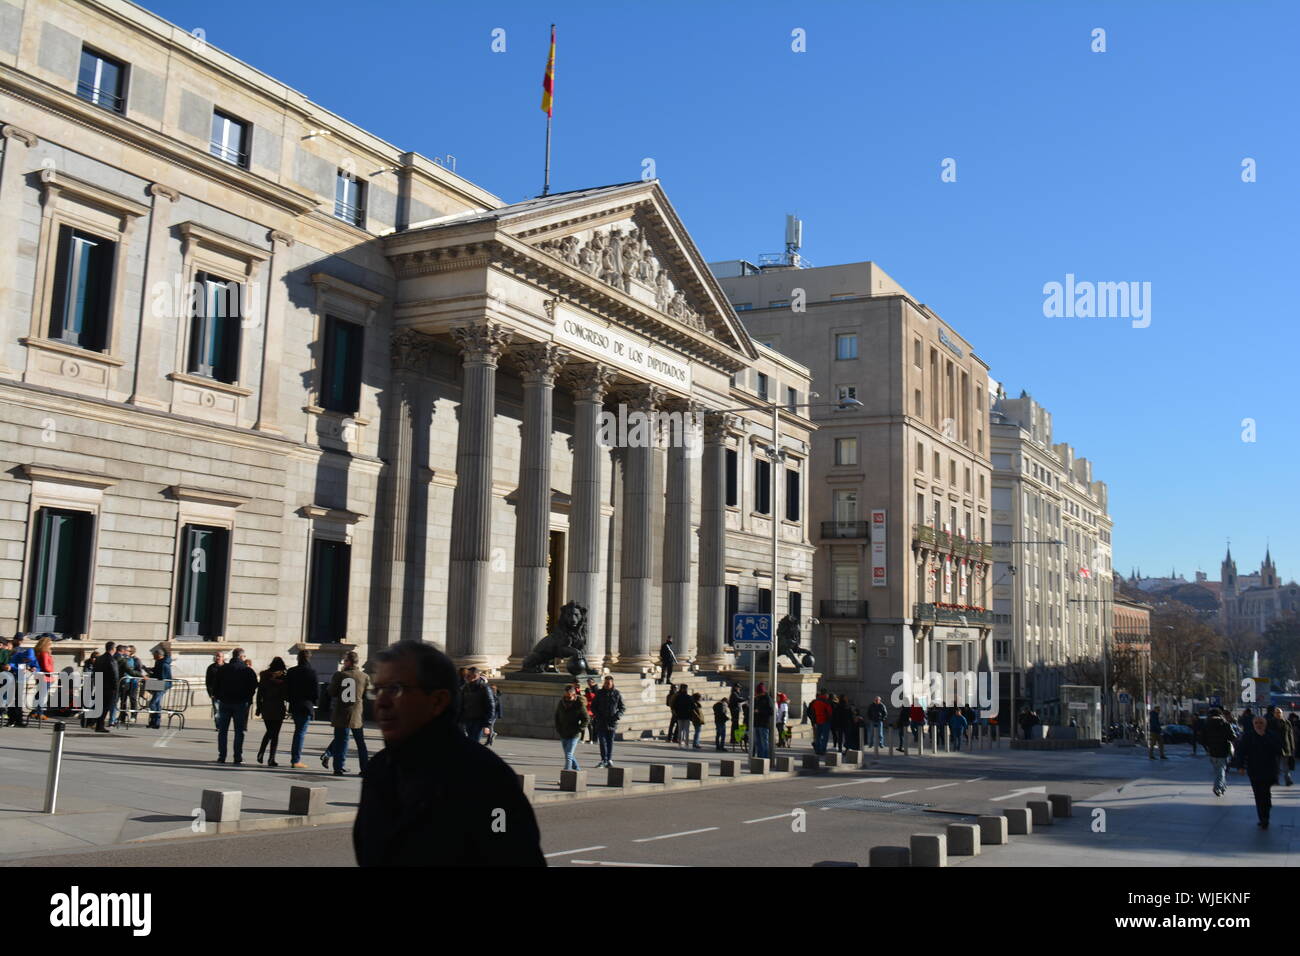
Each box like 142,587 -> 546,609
614,385 -> 664,672
564,363 -> 616,665
446,323 -> 511,665
662,401 -> 698,659
509,343 -> 569,665
696,411 -> 731,668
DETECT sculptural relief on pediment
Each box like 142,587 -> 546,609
534,222 -> 713,337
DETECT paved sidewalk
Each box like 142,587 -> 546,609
953,749 -> 1300,867
0,716 -> 1009,861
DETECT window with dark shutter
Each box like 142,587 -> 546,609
754,458 -> 771,515
27,508 -> 93,636
49,225 -> 114,351
176,524 -> 229,639
320,316 -> 363,414
188,273 -> 242,383
725,448 -> 738,507
308,539 -> 351,642
785,468 -> 800,521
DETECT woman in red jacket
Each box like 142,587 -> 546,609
32,635 -> 55,720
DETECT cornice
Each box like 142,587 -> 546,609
19,464 -> 118,490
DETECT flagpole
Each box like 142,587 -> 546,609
543,113 -> 551,196
542,23 -> 555,197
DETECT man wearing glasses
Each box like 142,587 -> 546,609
353,641 -> 544,866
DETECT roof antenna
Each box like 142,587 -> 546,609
784,214 -> 803,268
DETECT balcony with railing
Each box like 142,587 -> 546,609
820,599 -> 869,619
821,520 -> 869,539
913,602 -> 994,627
911,524 -> 992,562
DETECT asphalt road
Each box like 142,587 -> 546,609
5,748 -> 1138,867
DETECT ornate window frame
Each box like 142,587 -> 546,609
304,273 -> 383,454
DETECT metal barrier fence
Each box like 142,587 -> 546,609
114,676 -> 193,730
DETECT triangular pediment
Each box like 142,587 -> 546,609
490,182 -> 757,360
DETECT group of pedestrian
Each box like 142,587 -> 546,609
80,641 -> 174,731
553,674 -> 625,769
893,701 -> 981,752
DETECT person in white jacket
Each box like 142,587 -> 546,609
775,694 -> 790,749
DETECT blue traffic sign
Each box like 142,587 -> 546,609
732,613 -> 773,650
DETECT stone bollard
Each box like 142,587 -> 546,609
516,773 -> 535,800
607,766 -> 628,788
686,761 -> 705,781
1003,807 -> 1033,835
288,785 -> 326,816
824,752 -> 841,768
868,845 -> 911,867
1027,800 -> 1054,826
977,815 -> 1009,845
946,823 -> 981,856
772,756 -> 793,772
749,757 -> 771,775
844,749 -> 862,767
719,759 -> 739,778
560,770 -> 587,793
910,833 -> 947,867
649,764 -> 674,785
1048,793 -> 1073,817
201,789 -> 241,824
802,754 -> 820,771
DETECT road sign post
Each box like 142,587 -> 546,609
733,613 -> 773,758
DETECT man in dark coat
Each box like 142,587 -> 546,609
1267,706 -> 1294,786
1235,714 -> 1283,828
354,640 -> 544,867
285,650 -> 319,769
205,651 -> 225,730
1202,707 -> 1235,796
213,648 -> 258,764
659,637 -> 677,685
591,675 -> 625,768
92,641 -> 120,733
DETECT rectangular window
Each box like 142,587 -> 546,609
732,302 -> 753,311
915,442 -> 924,471
913,338 -> 923,367
833,563 -> 859,601
836,333 -> 858,360
994,639 -> 1011,664
979,474 -> 985,499
77,48 -> 125,113
836,384 -> 857,406
758,588 -> 772,614
914,389 -> 923,416
308,539 -> 351,642
785,468 -> 800,521
27,507 -> 94,636
833,489 -> 857,523
949,461 -> 957,486
835,437 -> 858,466
789,591 -> 802,623
933,452 -> 941,477
334,169 -> 366,227
175,524 -> 230,639
964,467 -> 971,492
188,272 -> 242,383
49,225 -> 114,352
786,386 -> 798,411
725,584 -> 740,628
832,637 -> 855,678
320,315 -> 364,414
210,110 -> 249,168
725,448 -> 738,507
754,458 -> 771,514
756,372 -> 769,401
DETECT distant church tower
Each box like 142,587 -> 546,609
1221,545 -> 1237,600
1262,547 -> 1278,589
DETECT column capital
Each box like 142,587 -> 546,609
1,125 -> 37,148
615,383 -> 666,413
451,322 -> 513,367
513,342 -> 570,386
702,410 -> 737,444
560,362 -> 617,403
392,328 -> 436,374
148,182 -> 181,202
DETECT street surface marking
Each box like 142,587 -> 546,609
989,786 -> 1047,801
880,789 -> 918,798
744,812 -> 795,824
965,776 -> 986,782
633,827 -> 720,842
570,860 -> 684,867
925,782 -> 960,790
816,777 -> 893,790
545,845 -> 607,858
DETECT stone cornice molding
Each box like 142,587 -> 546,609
39,168 -> 150,222
19,464 -> 117,490
178,220 -> 270,265
451,322 -> 512,367
297,504 -> 368,524
164,485 -> 249,508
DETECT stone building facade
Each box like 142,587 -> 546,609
0,0 -> 814,686
712,259 -> 993,707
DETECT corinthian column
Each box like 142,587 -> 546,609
562,361 -> 617,666
662,399 -> 701,660
508,341 -> 570,667
696,411 -> 732,668
446,322 -> 512,666
613,384 -> 665,672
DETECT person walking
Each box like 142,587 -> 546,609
486,682 -> 502,746
116,645 -> 143,726
1018,707 -> 1036,741
205,651 -> 225,731
592,675 -> 625,767
353,640 -> 543,866
1235,714 -> 1283,828
775,692 -> 790,749
255,657 -> 289,766
1148,707 -> 1167,760
909,703 -> 926,747
808,690 -> 833,755
285,650 -> 318,769
866,696 -> 888,749
894,702 -> 910,752
713,698 -> 729,752
458,667 -> 494,745
28,635 -> 55,721
659,637 -> 678,685
214,648 -> 258,763
323,651 -> 369,776
689,692 -> 705,749
1202,707 -> 1234,796
146,647 -> 173,729
665,683 -> 680,743
672,683 -> 695,749
582,678 -> 599,743
555,685 -> 587,770
752,683 -> 774,759
5,635 -> 37,726
90,641 -> 120,732
949,708 -> 969,752
830,695 -> 848,752
1267,706 -> 1294,786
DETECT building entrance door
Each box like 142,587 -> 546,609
547,530 -> 566,632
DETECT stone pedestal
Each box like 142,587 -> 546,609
910,833 -> 947,867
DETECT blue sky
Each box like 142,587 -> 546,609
144,0 -> 1299,583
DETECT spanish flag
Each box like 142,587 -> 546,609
541,25 -> 555,117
